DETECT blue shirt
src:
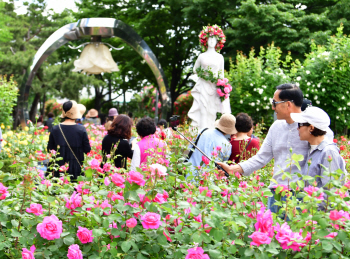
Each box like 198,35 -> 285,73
302,140 -> 346,188
188,129 -> 231,169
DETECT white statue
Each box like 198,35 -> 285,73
188,26 -> 231,130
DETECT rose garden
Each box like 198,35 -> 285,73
1,1 -> 350,259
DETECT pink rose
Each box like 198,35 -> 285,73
59,165 -> 69,172
304,186 -> 324,200
127,171 -> 146,186
126,218 -> 137,228
141,212 -> 162,229
325,232 -> 338,238
98,199 -> 112,215
149,163 -> 168,177
254,209 -> 274,237
225,94 -> 229,99
67,244 -> 83,259
217,79 -> 224,86
153,193 -> 167,204
330,210 -> 343,221
65,192 -> 83,210
22,245 -> 35,259
216,88 -> 225,97
103,163 -> 111,172
26,203 -> 44,216
104,177 -> 111,186
37,215 -> 63,240
89,158 -> 100,170
111,173 -> 125,188
76,182 -> 90,194
185,247 -> 210,259
77,226 -> 93,244
248,231 -> 272,246
41,180 -> 51,188
202,156 -> 210,165
224,87 -> 230,94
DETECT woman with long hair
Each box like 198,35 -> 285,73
101,114 -> 133,169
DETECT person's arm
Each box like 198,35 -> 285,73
82,129 -> 91,154
219,55 -> 224,79
130,144 -> 140,171
218,128 -> 273,177
238,132 -> 273,176
47,130 -> 57,152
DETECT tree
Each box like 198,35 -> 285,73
183,0 -> 350,62
75,0 -> 206,115
0,0 -> 97,122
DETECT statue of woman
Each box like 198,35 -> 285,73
188,25 -> 231,130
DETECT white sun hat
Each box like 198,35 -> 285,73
291,106 -> 330,131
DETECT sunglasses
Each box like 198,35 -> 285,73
297,123 -> 310,129
271,99 -> 294,108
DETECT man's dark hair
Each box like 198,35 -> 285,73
301,98 -> 312,111
311,128 -> 327,137
157,119 -> 167,129
235,113 -> 253,133
136,117 -> 156,137
276,83 -> 303,107
128,112 -> 133,118
48,112 -> 54,118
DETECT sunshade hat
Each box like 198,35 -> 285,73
214,113 -> 237,135
60,100 -> 86,120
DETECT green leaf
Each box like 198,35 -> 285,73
11,219 -> 19,228
92,229 -> 104,237
209,249 -> 220,258
322,240 -> 333,251
211,229 -> 223,242
244,248 -> 254,256
85,168 -> 93,179
152,244 -> 160,253
48,245 -> 58,251
121,241 -> 132,252
63,236 -> 75,246
11,229 -> 21,237
157,234 -> 168,245
230,245 -> 237,254
0,161 -> 4,169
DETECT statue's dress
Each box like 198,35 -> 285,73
188,53 -> 231,130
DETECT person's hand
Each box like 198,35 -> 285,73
217,162 -> 243,178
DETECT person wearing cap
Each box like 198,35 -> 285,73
47,100 -> 91,180
86,109 -> 101,125
105,108 -> 119,131
291,107 -> 346,190
217,83 -> 334,213
187,113 -> 235,171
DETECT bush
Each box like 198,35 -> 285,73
0,124 -> 349,258
226,43 -> 300,125
296,24 -> 350,132
0,75 -> 18,126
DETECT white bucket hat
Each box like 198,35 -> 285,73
291,106 -> 330,131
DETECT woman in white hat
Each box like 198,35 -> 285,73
47,100 -> 91,180
291,106 -> 346,189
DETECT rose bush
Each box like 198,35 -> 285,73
0,123 -> 348,259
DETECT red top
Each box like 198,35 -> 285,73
229,137 -> 260,163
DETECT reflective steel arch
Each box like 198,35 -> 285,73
16,18 -> 170,127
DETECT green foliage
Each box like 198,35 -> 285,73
0,75 -> 18,125
296,24 -> 350,132
226,43 -> 300,124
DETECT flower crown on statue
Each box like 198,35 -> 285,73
199,25 -> 226,53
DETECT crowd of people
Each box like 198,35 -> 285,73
45,83 -> 346,213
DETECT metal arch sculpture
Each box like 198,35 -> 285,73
16,18 -> 170,127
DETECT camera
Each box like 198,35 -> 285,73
169,115 -> 180,130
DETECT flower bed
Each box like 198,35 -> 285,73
0,124 -> 349,259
